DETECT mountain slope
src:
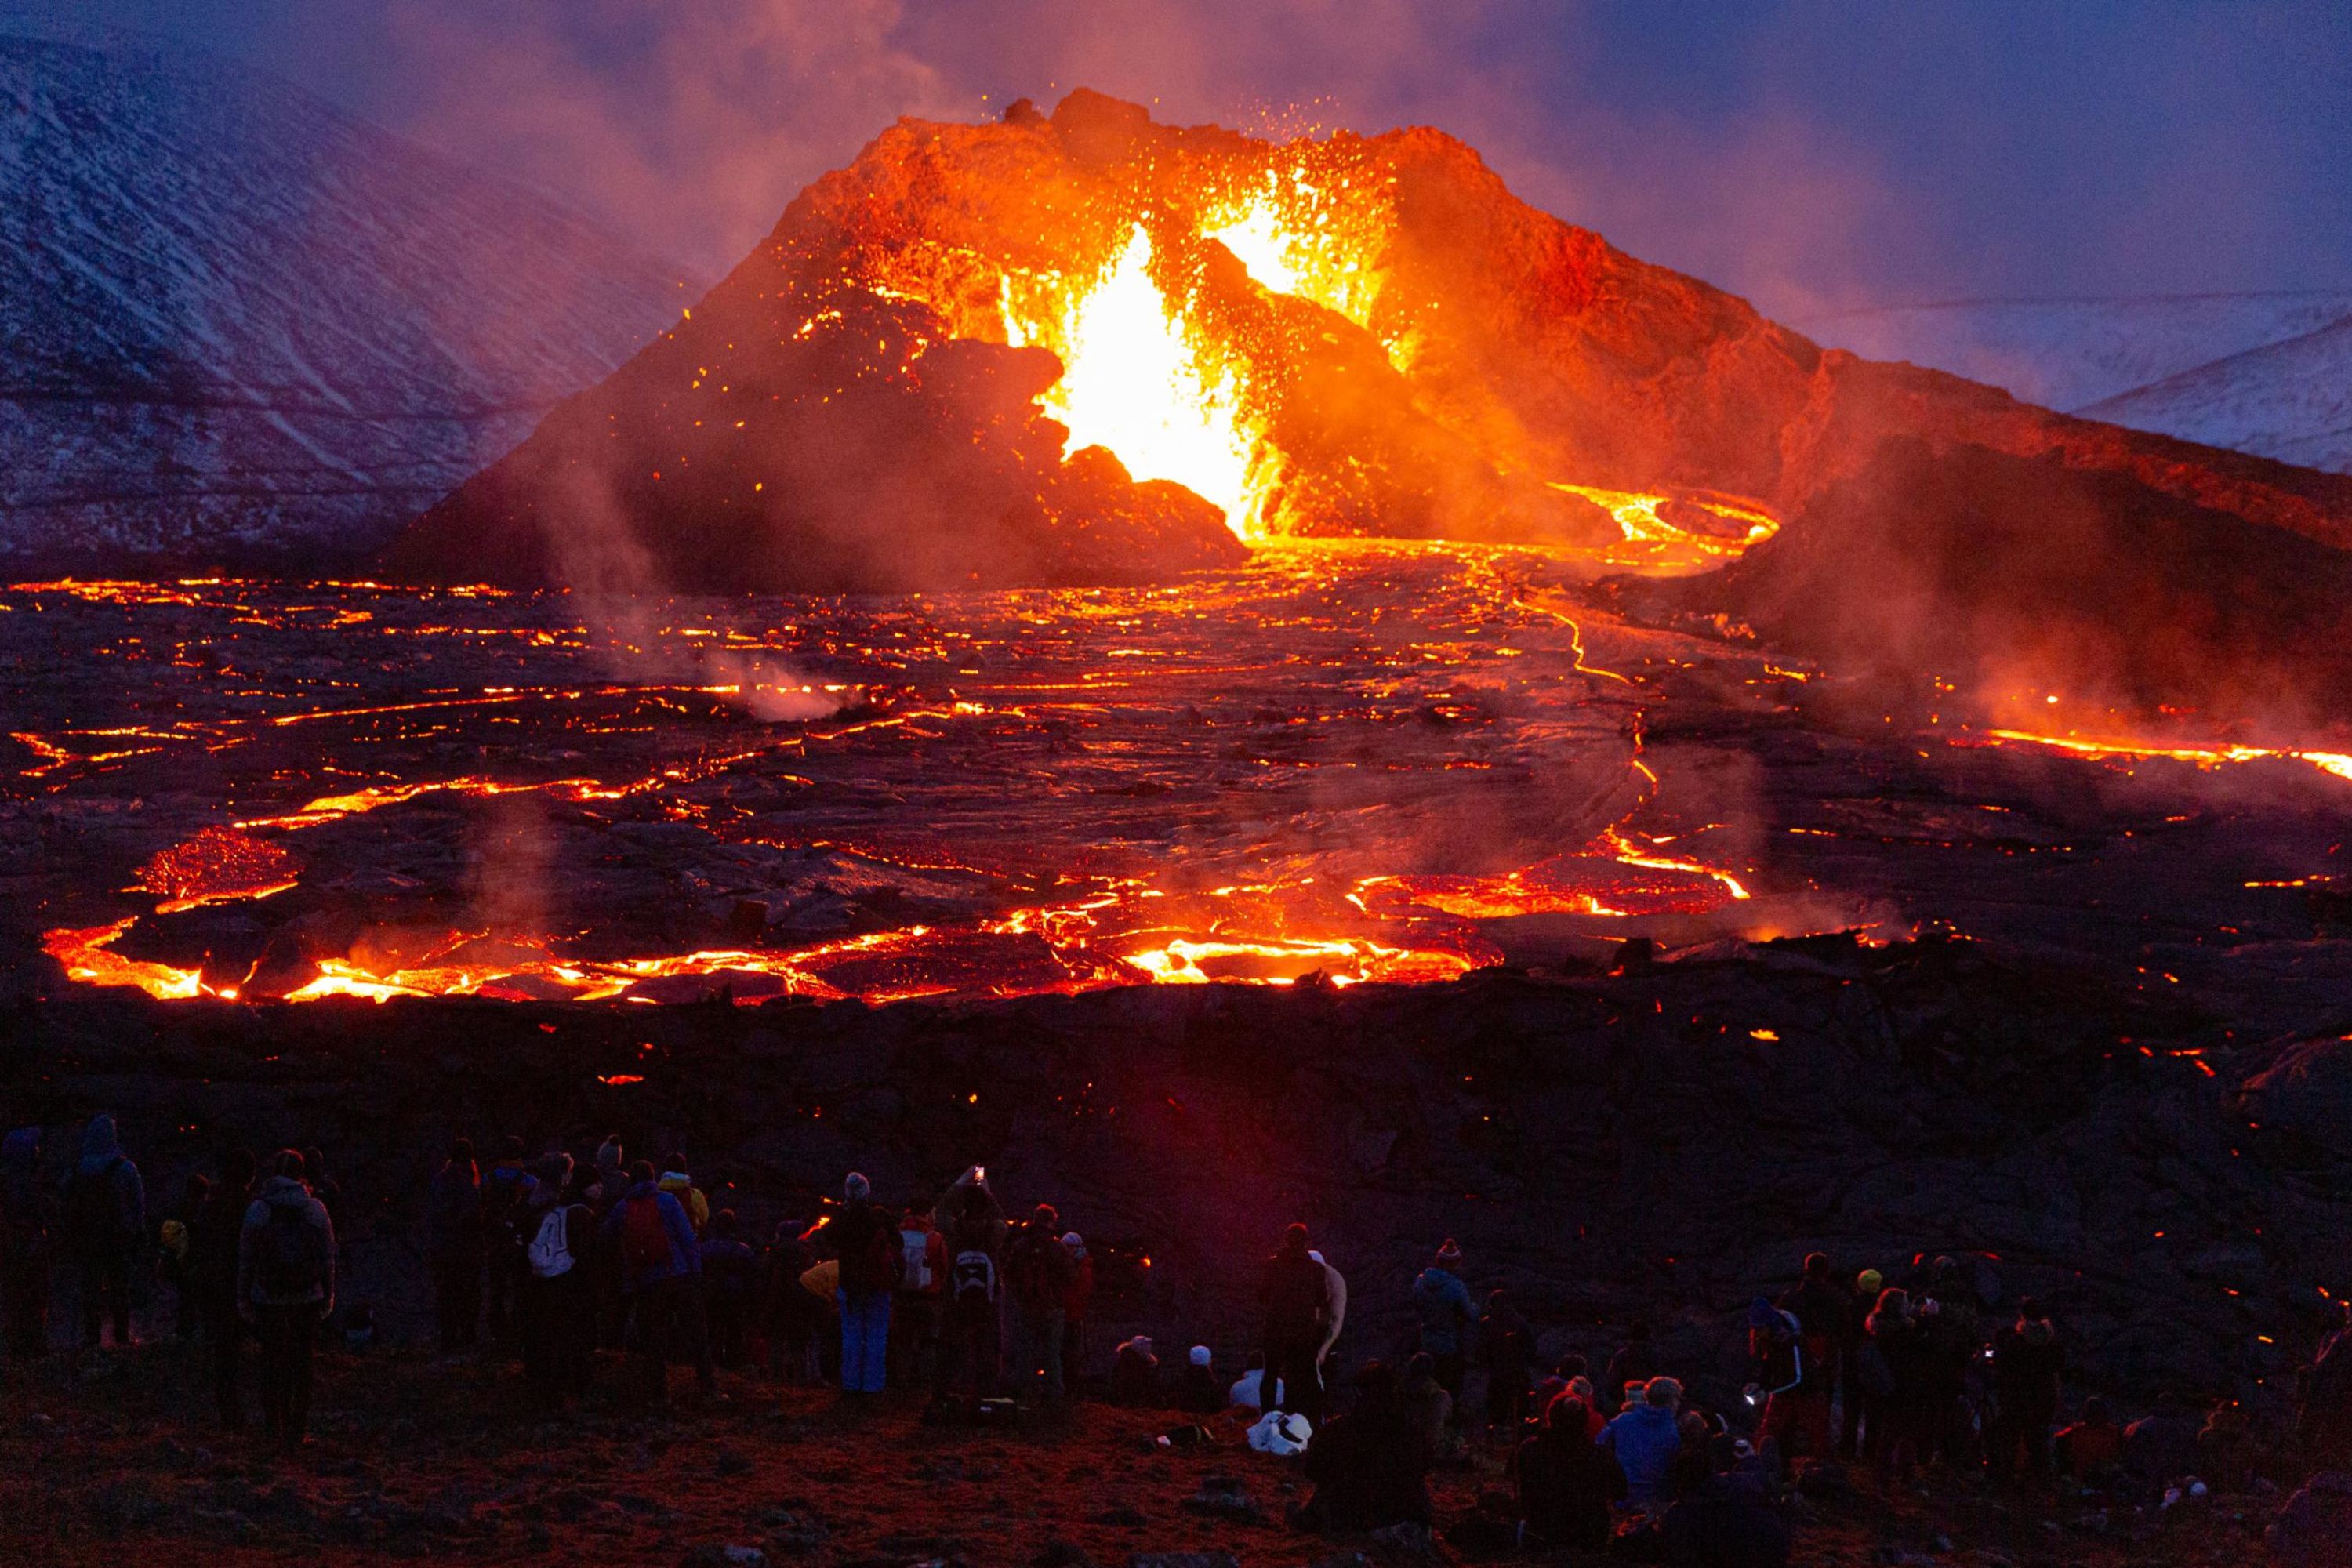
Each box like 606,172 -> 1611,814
1800,292 -> 2352,474
2084,314 -> 2352,475
0,34 -> 689,568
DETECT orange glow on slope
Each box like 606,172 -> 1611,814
1975,730 -> 2352,788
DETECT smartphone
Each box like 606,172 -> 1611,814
974,1164 -> 986,1183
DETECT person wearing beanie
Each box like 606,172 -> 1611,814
1175,1342 -> 1223,1414
1410,1239 -> 1475,1406
1261,1221 -> 1332,1422
1773,1252 -> 1852,1461
811,1170 -> 896,1396
599,1157 -> 713,1408
1839,1268 -> 1882,1457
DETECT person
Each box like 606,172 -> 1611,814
1,1127 -> 52,1359
589,1136 -> 627,1206
1176,1345 -> 1223,1414
2194,1400 -> 2258,1494
1400,1351 -> 1453,1465
1410,1239 -> 1475,1405
600,1158 -> 713,1407
189,1149 -> 256,1426
936,1199 -> 1002,1403
1606,1319 -> 1661,1416
237,1149 -> 335,1450
1657,1471 -> 1793,1566
1230,1351 -> 1283,1411
158,1173 -> 207,1339
1599,1376 -> 1686,1506
813,1171 -> 898,1396
1986,1295 -> 2063,1484
480,1137 -> 537,1353
888,1196 -> 948,1388
517,1154 -> 593,1410
2054,1395 -> 2125,1485
61,1114 -> 144,1348
1534,1351 -> 1587,1414
1110,1334 -> 1160,1406
1840,1269 -> 1882,1457
1311,1248 -> 1348,1390
699,1209 -> 759,1369
1060,1231 -> 1094,1394
658,1152 -> 710,1236
1915,1256 -> 1982,1468
764,1218 -> 828,1385
1297,1361 -> 1432,1534
1769,1254 -> 1849,1460
426,1138 -> 482,1352
1479,1287 -> 1537,1427
1864,1287 -> 1935,1484
1004,1202 -> 1075,1403
1261,1222 -> 1331,1421
1748,1295 -> 1808,1457
1514,1393 -> 1627,1551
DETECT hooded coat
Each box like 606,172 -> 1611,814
1599,1399 -> 1683,1504
238,1174 -> 336,1311
64,1116 -> 143,1259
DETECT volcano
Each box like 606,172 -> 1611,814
390,89 -> 2352,731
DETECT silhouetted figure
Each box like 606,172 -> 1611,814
1004,1202 -> 1075,1403
1601,1376 -> 1686,1505
1410,1239 -> 1475,1404
238,1149 -> 334,1450
813,1171 -> 899,1396
1110,1333 -> 1160,1406
602,1158 -> 712,1407
426,1137 -> 482,1352
699,1208 -> 757,1368
190,1149 -> 256,1425
1606,1319 -> 1661,1415
1261,1221 -> 1332,1422
935,1194 -> 1002,1403
889,1195 -> 947,1388
765,1219 -> 827,1385
1297,1360 -> 1432,1533
1,1127 -> 53,1359
1060,1230 -> 1094,1394
481,1136 -> 536,1353
1176,1344 -> 1223,1414
1987,1296 -> 2063,1483
1658,1471 -> 1792,1566
1515,1393 -> 1627,1551
159,1173 -> 206,1340
1479,1287 -> 1536,1427
2054,1395 -> 2125,1486
62,1114 -> 144,1348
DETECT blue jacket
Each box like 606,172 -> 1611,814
601,1181 -> 700,1293
1599,1402 -> 1682,1503
1411,1265 -> 1474,1355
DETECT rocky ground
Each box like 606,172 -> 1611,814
0,1338 -> 2287,1568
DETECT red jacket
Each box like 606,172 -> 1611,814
1063,1254 -> 1095,1319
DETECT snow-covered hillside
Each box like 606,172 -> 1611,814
0,35 -> 689,568
1802,292 -> 2352,474
2083,314 -> 2352,476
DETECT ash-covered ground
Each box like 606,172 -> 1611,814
5,542 -> 2352,1404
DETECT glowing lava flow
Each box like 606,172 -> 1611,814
1977,731 -> 2352,788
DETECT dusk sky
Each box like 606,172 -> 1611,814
30,0 -> 2352,318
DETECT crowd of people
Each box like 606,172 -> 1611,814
5,1116 -> 2350,1564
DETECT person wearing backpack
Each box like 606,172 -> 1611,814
61,1114 -> 145,1349
1,1127 -> 53,1360
1004,1202 -> 1076,1405
811,1171 -> 898,1396
889,1194 -> 948,1388
481,1137 -> 537,1355
598,1159 -> 713,1408
518,1153 -> 593,1410
935,1204 -> 1003,1406
237,1149 -> 335,1450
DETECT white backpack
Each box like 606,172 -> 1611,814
901,1227 -> 937,1290
1248,1410 -> 1312,1456
527,1207 -> 575,1278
